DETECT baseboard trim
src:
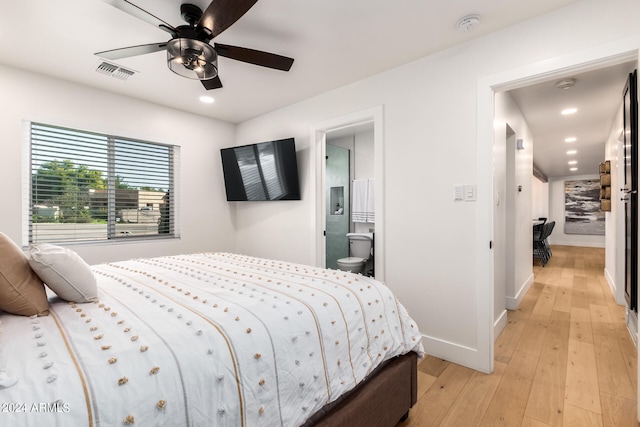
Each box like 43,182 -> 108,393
494,309 -> 508,340
604,267 -> 624,305
548,240 -> 605,248
505,273 -> 534,310
420,334 -> 488,373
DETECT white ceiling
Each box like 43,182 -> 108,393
1,0 -> 626,179
509,61 -> 636,178
0,0 -> 580,124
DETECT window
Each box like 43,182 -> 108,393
28,122 -> 177,244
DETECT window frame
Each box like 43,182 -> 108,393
24,121 -> 179,246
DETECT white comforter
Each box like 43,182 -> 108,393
0,252 -> 423,427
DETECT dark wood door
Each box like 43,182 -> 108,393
623,70 -> 638,312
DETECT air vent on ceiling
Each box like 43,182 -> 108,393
95,61 -> 138,81
555,78 -> 577,90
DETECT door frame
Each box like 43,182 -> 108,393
309,105 -> 385,280
623,70 -> 639,312
477,41 -> 640,374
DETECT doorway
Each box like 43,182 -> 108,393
310,105 -> 385,280
477,45 -> 640,375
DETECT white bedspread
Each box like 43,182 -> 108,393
0,252 -> 423,427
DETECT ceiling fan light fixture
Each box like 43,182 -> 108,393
167,38 -> 218,80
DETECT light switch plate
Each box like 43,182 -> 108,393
454,185 -> 464,201
464,184 -> 477,201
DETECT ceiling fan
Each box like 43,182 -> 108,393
96,0 -> 294,90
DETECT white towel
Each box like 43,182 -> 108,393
352,179 -> 375,223
366,179 -> 375,223
352,179 -> 369,223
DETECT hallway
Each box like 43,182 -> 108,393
400,245 -> 638,426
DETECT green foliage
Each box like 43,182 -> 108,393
32,160 -> 106,222
115,175 -> 132,189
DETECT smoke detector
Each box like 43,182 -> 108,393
555,78 -> 577,89
457,15 -> 480,33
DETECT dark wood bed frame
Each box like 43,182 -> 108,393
303,351 -> 418,427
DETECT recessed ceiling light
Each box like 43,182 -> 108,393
566,150 -> 577,155
570,167 -> 578,172
565,137 -> 577,142
561,108 -> 578,115
568,160 -> 577,165
199,96 -> 215,104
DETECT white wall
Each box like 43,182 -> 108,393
532,176 -> 550,220
233,0 -> 640,371
354,129 -> 375,180
492,119 -> 507,338
548,174 -> 606,248
494,92 -> 535,311
0,65 -> 237,265
604,101 -> 625,303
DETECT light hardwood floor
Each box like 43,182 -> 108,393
398,245 -> 639,427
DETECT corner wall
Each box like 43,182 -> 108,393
0,65 -> 237,265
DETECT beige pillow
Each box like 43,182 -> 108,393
0,233 -> 48,316
28,244 -> 98,303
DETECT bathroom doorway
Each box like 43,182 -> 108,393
325,123 -> 375,270
310,105 -> 385,279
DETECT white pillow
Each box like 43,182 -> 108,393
28,244 -> 97,303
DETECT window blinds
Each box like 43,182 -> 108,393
29,123 -> 175,244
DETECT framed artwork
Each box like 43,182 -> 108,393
564,179 -> 605,235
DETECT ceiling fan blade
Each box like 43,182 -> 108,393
102,0 -> 176,36
202,75 -> 223,90
215,44 -> 294,71
198,0 -> 259,39
96,42 -> 168,60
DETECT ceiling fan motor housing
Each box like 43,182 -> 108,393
181,3 -> 204,27
174,24 -> 213,43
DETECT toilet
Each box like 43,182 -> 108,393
336,233 -> 374,274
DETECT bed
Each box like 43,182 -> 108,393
0,235 -> 423,427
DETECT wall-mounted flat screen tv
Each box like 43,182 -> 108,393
220,137 -> 301,201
